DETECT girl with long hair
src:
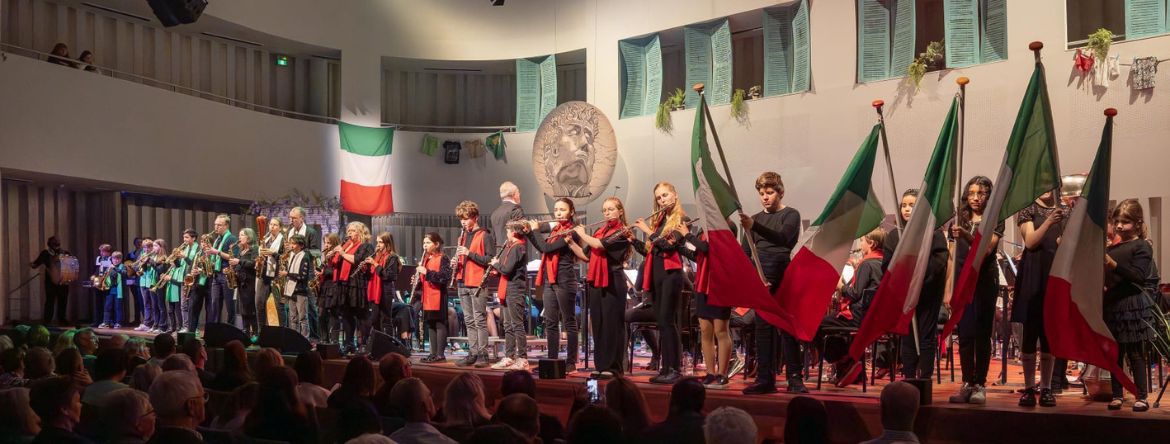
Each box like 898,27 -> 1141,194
439,372 -> 492,442
632,182 -> 688,384
328,222 -> 375,355
317,233 -> 341,343
948,176 -> 1003,405
418,232 -> 454,363
571,197 -> 633,377
233,228 -> 261,337
363,232 -> 403,336
526,198 -> 581,371
1104,199 -> 1158,412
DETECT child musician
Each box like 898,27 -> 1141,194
1104,199 -> 1158,412
526,198 -> 581,372
150,239 -> 173,334
99,252 -> 128,328
233,228 -> 260,338
364,232 -> 402,336
632,182 -> 688,385
169,229 -> 198,333
282,235 -> 313,337
90,244 -> 113,327
738,172 -> 805,394
819,228 -> 885,387
571,197 -> 633,378
491,223 -> 530,371
454,201 -> 496,368
257,218 -> 285,328
885,189 -> 950,381
134,238 -> 157,332
418,232 -> 454,363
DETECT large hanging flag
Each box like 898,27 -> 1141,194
848,98 -> 959,362
1044,110 -> 1138,395
690,94 -> 782,318
940,60 -> 1061,344
339,122 -> 395,216
762,125 -> 885,341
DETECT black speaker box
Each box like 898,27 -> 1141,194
538,358 -> 566,379
369,330 -> 411,360
147,0 -> 207,27
257,326 -> 311,355
203,322 -> 249,348
316,342 -> 341,360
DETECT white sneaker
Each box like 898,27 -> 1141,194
949,383 -> 974,403
178,328 -> 189,333
491,357 -> 515,370
969,385 -> 987,405
510,358 -> 530,371
135,325 -> 149,332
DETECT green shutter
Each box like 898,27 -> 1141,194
684,18 -> 732,107
980,0 -> 1007,63
710,20 -> 733,105
763,5 -> 794,96
515,58 -> 541,131
791,0 -> 812,92
1126,0 -> 1168,39
945,0 -> 980,68
857,0 -> 891,82
618,34 -> 663,119
643,35 -> 663,116
538,54 -> 558,124
684,23 -> 714,108
890,0 -> 916,75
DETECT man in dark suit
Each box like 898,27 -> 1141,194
490,181 -> 526,251
288,207 -> 321,340
204,214 -> 237,326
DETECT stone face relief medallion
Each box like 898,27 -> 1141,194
532,101 -> 617,205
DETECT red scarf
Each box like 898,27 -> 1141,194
497,237 -> 527,304
586,219 -> 623,288
366,250 -> 391,304
838,250 -> 884,320
536,220 -> 573,285
640,219 -> 682,292
331,240 -> 360,282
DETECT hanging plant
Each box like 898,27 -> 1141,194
730,88 -> 748,122
654,88 -> 687,133
907,40 -> 945,88
1086,28 -> 1114,62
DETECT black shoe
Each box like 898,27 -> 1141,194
1018,388 -> 1037,407
787,378 -> 809,394
1039,388 -> 1056,407
456,354 -> 477,367
700,373 -> 718,386
715,375 -> 730,386
649,369 -> 682,385
474,354 -> 491,368
742,381 -> 778,395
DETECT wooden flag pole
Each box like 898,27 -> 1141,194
943,76 -> 970,343
872,99 -> 903,234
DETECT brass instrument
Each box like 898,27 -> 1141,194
182,235 -> 214,298
150,248 -> 185,292
222,242 -> 239,289
308,255 -> 322,294
256,230 -> 280,276
273,249 -> 292,290
91,265 -> 114,291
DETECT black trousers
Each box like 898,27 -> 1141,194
340,306 -> 370,350
542,274 -> 579,364
208,272 -> 230,325
900,286 -> 944,379
189,284 -> 211,331
626,305 -> 659,360
426,316 -> 448,358
651,270 -> 685,373
238,277 -> 258,336
91,289 -> 105,326
757,260 -> 802,384
589,270 -> 628,374
1111,342 -> 1149,399
43,282 -> 69,323
957,277 -> 998,385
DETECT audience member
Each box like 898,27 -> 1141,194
52,330 -> 77,354
210,340 -> 253,391
328,355 -> 376,411
47,43 -> 75,67
148,334 -> 175,366
783,396 -> 828,444
641,377 -> 705,444
0,387 -> 41,443
82,348 -> 128,406
28,376 -> 86,443
334,398 -> 383,444
492,393 -> 539,442
468,423 -> 531,444
101,388 -> 155,444
388,377 -> 456,444
439,372 -> 492,442
107,334 -> 130,351
160,354 -> 195,374
861,381 -> 921,444
1,348 -> 29,388
72,328 -> 97,357
244,367 -> 319,444
54,349 -> 93,391
124,337 -> 151,361
253,347 -> 284,379
0,335 -> 12,354
703,406 -> 757,444
77,50 -> 97,72
567,405 -> 623,444
146,370 -> 205,444
604,376 -> 651,441
27,326 -> 51,349
129,364 -> 161,393
346,433 -> 397,444
209,382 -> 259,431
293,350 -> 330,407
9,326 -> 31,349
179,339 -> 215,387
24,347 -> 55,380
373,352 -> 412,415
500,369 -> 564,444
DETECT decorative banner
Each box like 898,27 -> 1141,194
516,55 -> 558,132
338,122 -> 394,216
486,131 -> 507,160
421,134 -> 439,156
618,34 -> 663,118
532,101 -> 617,205
684,18 -> 732,107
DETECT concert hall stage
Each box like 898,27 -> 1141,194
51,326 -> 1170,443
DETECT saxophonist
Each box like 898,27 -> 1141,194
232,228 -> 260,338
169,230 -> 198,333
256,218 -> 285,328
187,233 -> 215,333
204,214 -> 238,326
288,207 -> 322,340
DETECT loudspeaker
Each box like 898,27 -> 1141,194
369,330 -> 411,360
538,359 -> 566,379
203,323 -> 249,348
905,378 -> 933,405
147,0 -> 207,27
177,331 -> 198,348
257,326 -> 311,355
316,343 -> 341,360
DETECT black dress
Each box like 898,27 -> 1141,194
1011,203 -> 1064,324
1104,239 -> 1158,344
339,243 -> 376,309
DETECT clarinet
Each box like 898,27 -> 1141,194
449,229 -> 466,290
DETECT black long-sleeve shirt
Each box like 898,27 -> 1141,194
528,228 -> 579,279
883,227 -> 949,291
584,232 -> 633,268
745,207 -> 801,286
1105,239 -> 1154,305
841,257 -> 882,321
495,241 -> 529,291
375,255 -> 402,301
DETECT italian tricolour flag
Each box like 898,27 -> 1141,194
762,125 -> 885,342
849,97 -> 959,362
1044,110 -> 1138,396
339,122 -> 395,216
940,61 -> 1061,344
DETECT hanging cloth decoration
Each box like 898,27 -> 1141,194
1073,49 -> 1094,73
485,131 -> 507,160
443,140 -> 462,164
1131,57 -> 1158,90
464,138 -> 487,158
421,134 -> 440,156
1093,54 -> 1120,88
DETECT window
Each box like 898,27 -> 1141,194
515,55 -> 557,132
857,0 -> 1005,83
1067,0 -> 1166,46
683,18 -> 733,107
618,33 -> 663,119
763,0 -> 811,96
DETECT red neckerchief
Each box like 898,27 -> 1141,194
640,216 -> 682,292
332,240 -> 360,282
839,250 -> 885,320
536,220 -> 573,285
586,219 -> 623,288
366,250 -> 390,304
497,237 -> 527,304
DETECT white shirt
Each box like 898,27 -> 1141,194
264,233 -> 284,277
296,382 -> 331,408
288,224 -> 307,239
283,250 -> 306,296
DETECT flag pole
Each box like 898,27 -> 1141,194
945,77 -> 970,323
872,100 -> 903,233
693,83 -> 767,284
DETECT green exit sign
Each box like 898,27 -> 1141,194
276,55 -> 290,66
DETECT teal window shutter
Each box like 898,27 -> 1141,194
944,0 -> 980,68
515,55 -> 558,132
857,0 -> 891,82
684,18 -> 732,107
763,5 -> 794,96
1126,0 -> 1168,40
538,55 -> 558,123
618,34 -> 663,119
979,0 -> 1007,63
710,20 -> 733,105
643,35 -> 663,116
684,23 -> 713,108
791,0 -> 812,93
890,0 -> 916,75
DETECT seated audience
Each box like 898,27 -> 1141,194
567,405 -> 623,444
124,337 -> 151,363
210,340 -> 253,391
52,330 -> 77,355
107,334 -> 130,351
334,398 -> 383,444
388,377 -> 456,444
347,434 -> 397,444
328,355 -> 376,411
28,376 -> 86,444
492,393 -> 540,442
1,348 -> 29,388
861,381 -> 921,444
23,347 -> 55,380
82,348 -> 128,406
146,370 -> 205,444
72,328 -> 97,358
209,382 -> 259,431
293,350 -> 330,407
129,364 -> 161,393
439,372 -> 492,442
373,352 -> 412,415
253,347 -> 284,380
641,378 -> 706,444
784,396 -> 828,444
604,376 -> 652,441
244,367 -> 319,444
0,335 -> 12,354
160,354 -> 195,374
27,326 -> 51,350
147,334 -> 175,367
77,50 -> 97,72
468,423 -> 531,444
179,339 -> 215,387
500,369 -> 564,444
703,407 -> 757,444
47,43 -> 75,67
101,388 -> 156,444
0,387 -> 41,443
54,349 -> 92,391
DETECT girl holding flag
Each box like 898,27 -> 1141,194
1013,190 -> 1066,407
1103,199 -> 1157,411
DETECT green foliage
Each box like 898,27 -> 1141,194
1087,28 -> 1114,62
654,88 -> 687,133
907,40 -> 945,88
730,88 -> 747,121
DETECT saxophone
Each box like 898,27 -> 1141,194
182,235 -> 214,298
308,255 -> 322,294
151,248 -> 184,292
256,232 -> 276,275
223,242 -> 239,289
273,249 -> 292,289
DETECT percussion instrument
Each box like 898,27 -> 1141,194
51,254 -> 80,285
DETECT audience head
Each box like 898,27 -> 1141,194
223,340 -> 253,382
93,347 -> 128,381
124,337 -> 151,361
51,42 -> 69,57
222,382 -> 260,423
347,433 -> 397,444
341,355 -> 376,397
604,376 -> 651,435
294,350 -> 323,386
52,330 -> 77,354
443,371 -> 491,426
492,393 -> 539,440
880,381 -> 920,433
668,377 -> 706,417
784,396 -> 828,444
130,364 -> 162,392
500,369 -> 536,398
180,338 -> 207,369
248,366 -> 307,430
567,405 -> 623,444
0,387 -> 40,437
1,347 -> 25,375
72,328 -> 96,355
151,333 -> 176,360
0,335 -> 13,355
377,352 -> 411,389
253,348 -> 284,379
54,348 -> 84,377
704,406 -> 757,444
161,353 -> 196,374
335,399 -> 382,443
102,388 -> 155,441
28,376 -> 81,430
24,347 -> 55,379
107,333 -> 130,351
470,423 -> 532,444
28,325 -> 51,349
389,377 -> 434,423
149,370 -> 205,428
